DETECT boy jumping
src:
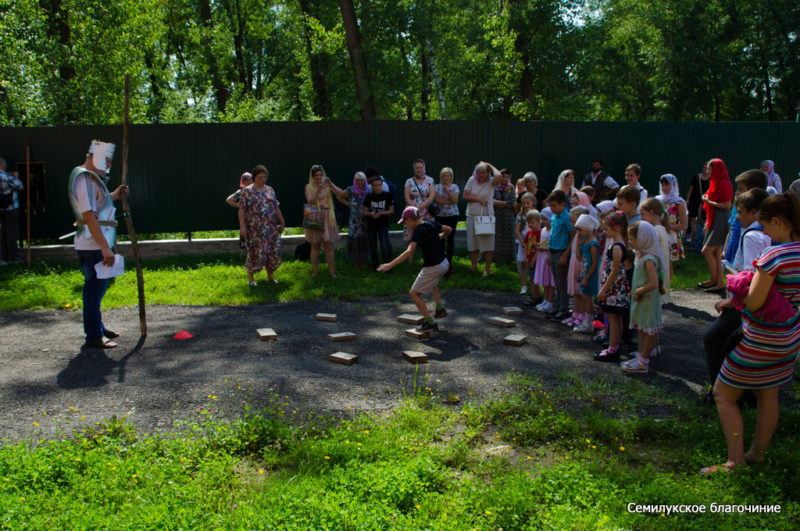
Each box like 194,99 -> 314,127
378,206 -> 452,332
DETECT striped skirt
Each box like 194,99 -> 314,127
719,309 -> 800,389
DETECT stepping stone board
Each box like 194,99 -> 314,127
256,328 -> 277,341
488,316 -> 516,328
397,314 -> 425,325
329,352 -> 358,365
402,351 -> 428,364
327,332 -> 357,342
503,334 -> 527,346
404,328 -> 430,340
315,313 -> 337,322
502,306 -> 524,316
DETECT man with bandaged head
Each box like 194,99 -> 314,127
68,140 -> 128,349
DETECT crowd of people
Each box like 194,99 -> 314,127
226,155 -> 800,476
49,140 -> 800,478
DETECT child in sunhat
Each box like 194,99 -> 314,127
378,206 -> 452,332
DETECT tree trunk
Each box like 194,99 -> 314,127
508,0 -> 537,117
298,0 -> 333,118
338,0 -> 376,120
198,0 -> 230,113
425,40 -> 446,119
420,43 -> 430,120
42,0 -> 76,122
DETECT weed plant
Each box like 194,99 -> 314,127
1,374 -> 797,529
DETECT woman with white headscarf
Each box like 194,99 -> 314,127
552,169 -> 580,208
656,173 -> 688,263
621,220 -> 666,374
760,160 -> 782,193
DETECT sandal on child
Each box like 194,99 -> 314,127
620,357 -> 648,373
700,463 -> 737,475
593,348 -> 620,362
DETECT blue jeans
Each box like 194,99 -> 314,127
367,224 -> 392,269
78,250 -> 110,341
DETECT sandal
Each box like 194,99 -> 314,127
593,348 -> 620,362
85,338 -> 117,349
103,328 -> 120,339
248,281 -> 257,287
697,281 -> 714,289
700,463 -> 737,475
620,357 -> 648,373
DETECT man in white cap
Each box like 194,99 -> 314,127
68,140 -> 128,348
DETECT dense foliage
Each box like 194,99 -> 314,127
1,0 -> 798,125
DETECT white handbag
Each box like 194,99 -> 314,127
473,205 -> 495,235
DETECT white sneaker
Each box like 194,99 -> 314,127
520,286 -> 528,295
573,320 -> 592,333
540,301 -> 553,313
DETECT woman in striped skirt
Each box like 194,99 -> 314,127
703,191 -> 800,473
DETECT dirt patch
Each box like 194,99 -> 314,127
0,289 -> 726,442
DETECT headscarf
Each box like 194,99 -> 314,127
704,159 -> 733,230
656,173 -> 684,206
553,169 -> 579,196
240,172 -> 252,188
352,171 -> 368,199
575,213 -> 598,231
573,190 -> 591,209
307,164 -> 336,227
761,160 -> 782,193
596,200 -> 616,214
540,206 -> 553,220
789,178 -> 800,197
631,220 -> 665,278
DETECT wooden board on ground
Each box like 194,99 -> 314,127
397,314 -> 425,325
488,316 -> 516,328
329,352 -> 358,365
404,328 -> 430,339
327,332 -> 357,342
503,334 -> 527,346
502,306 -> 523,316
402,351 -> 428,364
315,313 -> 337,322
256,328 -> 277,341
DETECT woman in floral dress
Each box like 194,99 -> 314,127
238,165 -> 285,286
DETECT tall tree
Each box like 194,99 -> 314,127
338,0 -> 376,120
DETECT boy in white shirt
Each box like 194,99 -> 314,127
730,189 -> 772,273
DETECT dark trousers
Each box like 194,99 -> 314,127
436,215 -> 458,263
78,250 -> 111,341
549,249 -> 569,313
0,207 -> 20,261
702,307 -> 742,383
367,224 -> 392,269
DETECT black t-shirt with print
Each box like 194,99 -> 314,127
364,191 -> 394,228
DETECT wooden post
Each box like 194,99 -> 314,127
25,142 -> 31,268
121,75 -> 147,336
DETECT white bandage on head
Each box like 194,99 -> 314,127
89,141 -> 116,172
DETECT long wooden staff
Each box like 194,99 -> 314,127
25,142 -> 31,267
121,75 -> 147,336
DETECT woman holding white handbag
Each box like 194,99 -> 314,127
463,161 -> 502,276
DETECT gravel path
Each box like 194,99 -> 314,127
0,289 -> 723,441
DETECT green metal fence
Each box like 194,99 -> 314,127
1,121 -> 798,239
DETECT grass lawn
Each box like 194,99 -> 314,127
1,372 -> 797,528
2,245 -> 797,528
0,246 -> 710,311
